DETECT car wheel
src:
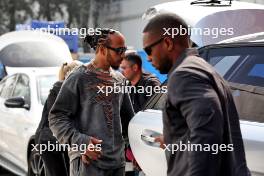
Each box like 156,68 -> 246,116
28,149 -> 45,176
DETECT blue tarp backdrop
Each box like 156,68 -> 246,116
137,50 -> 167,83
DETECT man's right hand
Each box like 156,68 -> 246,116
154,135 -> 165,149
82,137 -> 103,165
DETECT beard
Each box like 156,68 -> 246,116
155,56 -> 173,74
159,62 -> 172,74
107,51 -> 121,70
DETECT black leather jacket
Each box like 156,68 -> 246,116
164,49 -> 250,176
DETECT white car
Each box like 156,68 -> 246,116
142,0 -> 264,47
129,40 -> 264,176
0,31 -> 71,176
129,1 -> 264,176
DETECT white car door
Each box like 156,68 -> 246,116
240,121 -> 264,175
128,93 -> 167,176
7,73 -> 32,169
231,84 -> 264,175
205,45 -> 264,175
0,74 -> 20,164
0,77 -> 8,154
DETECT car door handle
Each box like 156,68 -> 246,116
141,134 -> 156,143
141,129 -> 162,148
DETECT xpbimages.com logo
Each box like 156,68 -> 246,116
25,26 -> 105,38
163,141 -> 234,155
31,141 -> 102,155
163,141 -> 234,154
97,83 -> 167,96
163,25 -> 234,39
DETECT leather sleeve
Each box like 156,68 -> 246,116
168,71 -> 224,176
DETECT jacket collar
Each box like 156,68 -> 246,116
168,48 -> 199,76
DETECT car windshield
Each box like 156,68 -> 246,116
207,46 -> 264,87
37,75 -> 57,105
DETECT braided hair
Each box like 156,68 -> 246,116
84,28 -> 116,50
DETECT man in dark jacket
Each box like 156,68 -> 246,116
142,13 -> 250,176
120,52 -> 160,113
49,29 -> 134,176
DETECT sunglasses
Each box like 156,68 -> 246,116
106,45 -> 127,55
143,38 -> 164,56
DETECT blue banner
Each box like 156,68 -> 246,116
30,20 -> 78,53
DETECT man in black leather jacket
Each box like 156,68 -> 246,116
142,13 -> 250,176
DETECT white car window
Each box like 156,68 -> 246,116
0,75 -> 17,98
37,75 -> 57,105
13,74 -> 30,105
0,78 -> 5,95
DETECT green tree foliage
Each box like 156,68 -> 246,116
0,0 -> 33,34
0,0 -> 113,35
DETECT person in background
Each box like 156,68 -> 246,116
49,28 -> 134,176
120,53 -> 160,176
120,52 -> 160,113
35,60 -> 82,176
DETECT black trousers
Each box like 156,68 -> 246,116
41,150 -> 69,176
70,157 -> 125,176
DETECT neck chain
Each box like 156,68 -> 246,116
91,60 -> 110,74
